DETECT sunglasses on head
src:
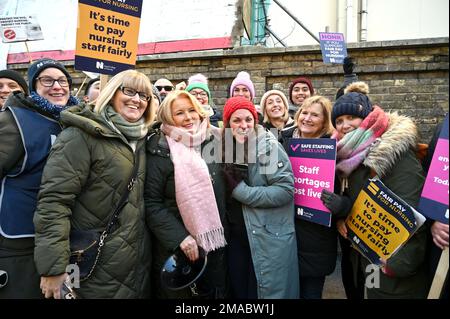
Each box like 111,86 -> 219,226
156,85 -> 174,92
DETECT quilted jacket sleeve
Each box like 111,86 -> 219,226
0,109 -> 24,178
33,127 -> 91,276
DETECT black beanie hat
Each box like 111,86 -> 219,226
331,92 -> 373,127
0,69 -> 29,93
84,77 -> 100,96
27,58 -> 72,93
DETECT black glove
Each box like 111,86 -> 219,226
343,56 -> 355,75
320,189 -> 352,218
223,163 -> 247,191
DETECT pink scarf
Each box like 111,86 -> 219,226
161,120 -> 226,252
336,106 -> 389,177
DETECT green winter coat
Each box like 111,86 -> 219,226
232,127 -> 299,299
33,104 -> 151,299
344,113 -> 428,299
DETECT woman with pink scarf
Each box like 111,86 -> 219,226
144,90 -> 228,299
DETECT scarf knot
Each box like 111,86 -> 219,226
103,106 -> 148,141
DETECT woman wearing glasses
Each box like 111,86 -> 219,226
33,69 -> 155,299
0,58 -> 78,298
186,73 -> 223,128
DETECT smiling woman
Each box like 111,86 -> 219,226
0,69 -> 28,109
0,58 -> 78,299
219,96 -> 299,299
145,90 -> 229,299
260,89 -> 294,134
33,69 -> 155,299
278,95 -> 337,300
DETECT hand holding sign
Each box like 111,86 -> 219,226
320,189 -> 352,219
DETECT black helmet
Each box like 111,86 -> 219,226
161,247 -> 207,291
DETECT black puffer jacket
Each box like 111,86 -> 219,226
144,125 -> 229,298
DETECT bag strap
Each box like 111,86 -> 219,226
100,143 -> 142,244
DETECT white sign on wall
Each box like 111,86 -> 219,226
0,15 -> 44,43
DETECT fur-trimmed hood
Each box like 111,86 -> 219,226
364,111 -> 419,177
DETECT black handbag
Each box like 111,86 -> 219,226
69,229 -> 102,280
69,152 -> 140,281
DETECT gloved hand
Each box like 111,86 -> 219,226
343,56 -> 355,75
223,163 -> 247,191
320,189 -> 352,218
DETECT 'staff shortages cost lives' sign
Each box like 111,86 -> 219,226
75,0 -> 143,75
288,138 -> 336,227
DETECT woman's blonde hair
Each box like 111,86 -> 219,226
93,69 -> 156,126
156,90 -> 206,125
294,95 -> 334,137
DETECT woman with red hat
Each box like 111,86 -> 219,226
221,96 -> 299,299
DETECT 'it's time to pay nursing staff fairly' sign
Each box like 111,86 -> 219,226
75,0 -> 143,75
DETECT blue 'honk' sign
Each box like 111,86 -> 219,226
319,32 -> 347,64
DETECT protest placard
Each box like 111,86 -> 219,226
288,138 -> 336,227
346,179 -> 426,265
319,32 -> 347,64
418,114 -> 449,224
0,15 -> 43,43
75,0 -> 143,75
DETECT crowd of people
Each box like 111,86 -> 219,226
0,56 -> 448,299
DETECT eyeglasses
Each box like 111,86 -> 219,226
190,91 -> 208,98
120,86 -> 151,102
36,76 -> 69,87
155,85 -> 174,92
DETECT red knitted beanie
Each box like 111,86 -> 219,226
288,76 -> 314,104
223,97 -> 258,127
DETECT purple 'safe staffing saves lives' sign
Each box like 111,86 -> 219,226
288,138 -> 337,227
418,114 -> 449,224
319,32 -> 347,64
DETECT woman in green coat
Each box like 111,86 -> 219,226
321,83 -> 428,298
33,70 -> 155,299
221,96 -> 299,299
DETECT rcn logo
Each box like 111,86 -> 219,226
96,61 -> 104,70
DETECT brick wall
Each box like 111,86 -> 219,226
10,37 -> 449,141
